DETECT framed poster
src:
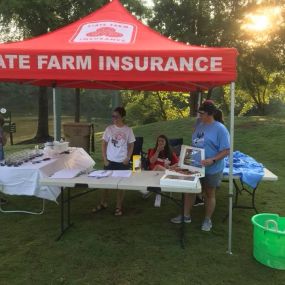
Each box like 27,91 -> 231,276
160,173 -> 199,188
178,145 -> 205,177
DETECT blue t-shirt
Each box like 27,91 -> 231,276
192,121 -> 230,174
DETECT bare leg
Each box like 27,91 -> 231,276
184,193 -> 195,216
100,189 -> 110,207
204,186 -> 216,219
92,189 -> 109,212
116,190 -> 125,209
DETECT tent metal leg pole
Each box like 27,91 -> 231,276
198,91 -> 202,108
53,87 -> 58,141
180,193 -> 185,249
227,81 -> 235,255
53,86 -> 61,141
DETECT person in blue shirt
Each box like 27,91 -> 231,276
171,101 -> 230,231
193,107 -> 225,207
0,114 -> 8,205
0,115 -> 5,161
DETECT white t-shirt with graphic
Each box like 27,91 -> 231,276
103,125 -> 136,163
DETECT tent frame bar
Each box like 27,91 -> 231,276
227,81 -> 235,254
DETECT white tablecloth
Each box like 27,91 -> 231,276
0,148 -> 95,201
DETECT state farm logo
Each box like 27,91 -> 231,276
71,21 -> 137,44
86,27 -> 123,38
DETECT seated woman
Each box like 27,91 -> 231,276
148,135 -> 179,171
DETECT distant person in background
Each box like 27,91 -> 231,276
148,135 -> 179,171
171,101 -> 230,231
92,107 -> 135,216
0,115 -> 6,161
0,114 -> 8,205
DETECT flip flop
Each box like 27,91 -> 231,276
91,203 -> 108,213
114,208 -> 123,216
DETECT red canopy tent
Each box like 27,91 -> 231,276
0,0 -> 237,91
0,0 -> 238,253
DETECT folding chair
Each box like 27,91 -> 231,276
169,138 -> 184,157
132,137 -> 148,170
132,136 -> 143,156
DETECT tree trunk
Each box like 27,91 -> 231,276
75,88 -> 80,123
207,88 -> 213,99
156,92 -> 167,120
220,87 -> 229,114
257,102 -> 266,115
189,92 -> 199,117
35,86 -> 50,142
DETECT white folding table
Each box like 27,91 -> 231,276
0,148 -> 95,214
222,167 -> 278,216
40,171 -> 201,245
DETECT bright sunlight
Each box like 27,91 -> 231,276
241,6 -> 283,44
242,6 -> 283,32
243,14 -> 270,31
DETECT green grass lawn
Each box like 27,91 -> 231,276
1,116 -> 285,284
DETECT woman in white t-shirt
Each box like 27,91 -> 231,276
92,107 -> 135,216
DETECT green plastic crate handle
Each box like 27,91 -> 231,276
265,219 -> 278,232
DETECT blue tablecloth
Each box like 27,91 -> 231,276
223,151 -> 264,188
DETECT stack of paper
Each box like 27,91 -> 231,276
88,170 -> 132,178
111,170 -> 132,178
88,170 -> 112,178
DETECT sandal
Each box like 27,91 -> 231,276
114,208 -> 123,216
91,203 -> 108,213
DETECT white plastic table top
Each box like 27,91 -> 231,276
40,171 -> 202,194
223,167 -> 278,182
117,171 -> 202,193
40,167 -> 278,194
40,175 -> 122,189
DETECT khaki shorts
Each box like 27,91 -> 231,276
200,171 -> 223,188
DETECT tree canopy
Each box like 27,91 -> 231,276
149,0 -> 285,116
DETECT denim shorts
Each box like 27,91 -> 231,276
104,160 -> 130,171
200,171 -> 223,188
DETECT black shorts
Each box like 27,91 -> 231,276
104,160 -> 130,171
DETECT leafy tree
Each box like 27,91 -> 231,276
0,83 -> 39,114
149,0 -> 243,116
236,1 -> 285,115
151,0 -> 241,46
238,46 -> 285,115
122,90 -> 189,125
150,0 -> 285,116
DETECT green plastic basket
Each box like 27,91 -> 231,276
251,213 -> 285,270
